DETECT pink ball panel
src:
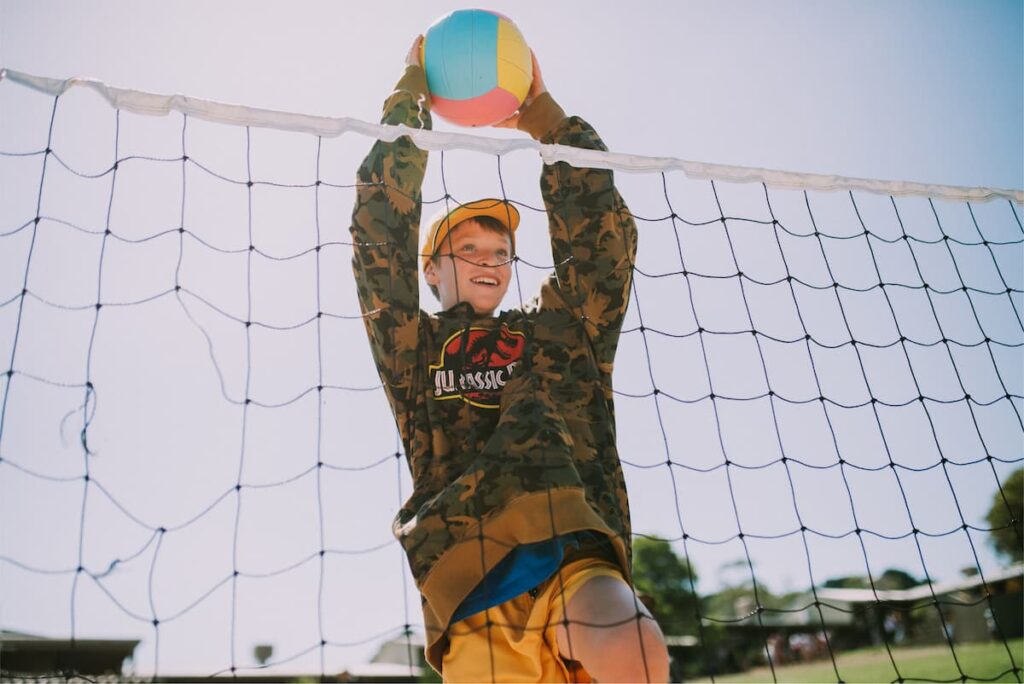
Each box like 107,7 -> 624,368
431,88 -> 521,127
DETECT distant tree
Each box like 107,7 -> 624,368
701,583 -> 787,618
822,575 -> 869,589
631,537 -> 701,636
718,558 -> 754,585
821,568 -> 922,591
876,568 -> 922,591
985,468 -> 1023,564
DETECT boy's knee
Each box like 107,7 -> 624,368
557,574 -> 669,682
585,616 -> 668,682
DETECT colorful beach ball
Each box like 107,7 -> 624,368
420,9 -> 532,127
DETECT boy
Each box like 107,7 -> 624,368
350,36 -> 668,682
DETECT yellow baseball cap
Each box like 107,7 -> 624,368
422,198 -> 519,271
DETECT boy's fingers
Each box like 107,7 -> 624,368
406,35 -> 424,67
492,112 -> 521,129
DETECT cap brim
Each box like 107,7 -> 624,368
423,199 -> 519,269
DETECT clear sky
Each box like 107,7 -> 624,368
1,0 -> 1022,677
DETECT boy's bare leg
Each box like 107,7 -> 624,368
555,575 -> 670,682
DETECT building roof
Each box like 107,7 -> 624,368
0,630 -> 140,652
816,563 -> 1024,605
0,630 -> 140,677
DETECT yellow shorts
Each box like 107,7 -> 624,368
441,555 -> 626,683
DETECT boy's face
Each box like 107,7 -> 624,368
424,219 -> 512,315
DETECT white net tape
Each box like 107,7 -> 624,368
3,68 -> 1020,204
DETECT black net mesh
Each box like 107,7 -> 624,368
1,76 -> 1021,682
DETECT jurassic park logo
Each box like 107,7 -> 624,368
429,324 -> 525,409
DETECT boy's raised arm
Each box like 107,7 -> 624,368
508,56 -> 639,376
350,37 -> 431,420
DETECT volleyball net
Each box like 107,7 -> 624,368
1,68 -> 1021,682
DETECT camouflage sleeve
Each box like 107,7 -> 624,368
350,66 -> 431,423
520,94 -> 639,375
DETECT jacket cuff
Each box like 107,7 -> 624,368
516,92 -> 567,141
393,65 -> 429,104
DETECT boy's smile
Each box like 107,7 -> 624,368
424,219 -> 512,315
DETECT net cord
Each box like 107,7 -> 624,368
1,67 -> 1020,204
2,68 -> 1022,683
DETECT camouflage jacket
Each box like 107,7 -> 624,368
350,65 -> 638,671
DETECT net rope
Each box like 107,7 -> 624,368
1,70 -> 1022,682
3,68 -> 1020,203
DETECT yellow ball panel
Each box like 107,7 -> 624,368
496,20 -> 532,102
497,55 -> 531,102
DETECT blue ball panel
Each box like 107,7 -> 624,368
424,9 -> 499,101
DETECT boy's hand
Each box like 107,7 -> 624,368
406,35 -> 424,68
492,50 -> 547,130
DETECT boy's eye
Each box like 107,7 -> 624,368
461,244 -> 475,252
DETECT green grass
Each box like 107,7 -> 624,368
696,639 -> 1024,683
